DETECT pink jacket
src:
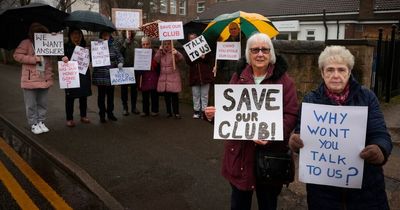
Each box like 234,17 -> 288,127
154,48 -> 183,93
13,39 -> 53,89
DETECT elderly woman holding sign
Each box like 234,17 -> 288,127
288,46 -> 392,209
204,33 -> 298,210
13,22 -> 54,135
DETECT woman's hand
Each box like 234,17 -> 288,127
61,56 -> 69,63
172,48 -> 177,55
204,106 -> 216,121
360,144 -> 385,165
253,140 -> 270,145
289,133 -> 304,153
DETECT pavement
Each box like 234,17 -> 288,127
0,63 -> 399,210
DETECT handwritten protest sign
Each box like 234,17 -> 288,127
134,48 -> 152,70
213,84 -> 283,140
158,21 -> 184,41
112,8 -> 142,30
110,67 -> 136,85
70,46 -> 90,75
183,35 -> 211,62
34,33 -> 64,56
58,61 -> 80,89
91,40 -> 110,67
216,42 -> 240,60
299,103 -> 368,189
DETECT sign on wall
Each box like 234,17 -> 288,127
112,8 -> 142,30
299,103 -> 368,189
34,33 -> 64,56
213,84 -> 283,141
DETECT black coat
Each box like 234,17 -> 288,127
63,41 -> 92,98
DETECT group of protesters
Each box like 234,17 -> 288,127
13,21 -> 393,210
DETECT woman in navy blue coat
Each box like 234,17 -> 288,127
289,46 -> 392,210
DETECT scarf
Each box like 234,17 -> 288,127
324,83 -> 350,105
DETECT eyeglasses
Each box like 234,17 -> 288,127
249,48 -> 271,54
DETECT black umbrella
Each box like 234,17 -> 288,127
65,10 -> 116,32
178,20 -> 208,45
0,3 -> 68,50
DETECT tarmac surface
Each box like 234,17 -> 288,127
0,63 -> 399,210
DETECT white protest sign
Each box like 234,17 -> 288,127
110,67 -> 136,85
70,46 -> 90,75
216,42 -> 241,60
299,103 -> 368,189
158,21 -> 184,41
183,35 -> 211,62
91,40 -> 111,67
112,8 -> 142,30
214,84 -> 283,140
34,33 -> 64,56
58,61 -> 80,89
134,48 -> 152,70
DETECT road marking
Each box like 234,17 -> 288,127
0,138 -> 73,210
0,160 -> 39,210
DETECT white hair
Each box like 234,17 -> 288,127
245,33 -> 276,64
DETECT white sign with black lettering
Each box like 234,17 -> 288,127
134,48 -> 152,70
91,40 -> 110,67
34,33 -> 64,56
183,35 -> 211,62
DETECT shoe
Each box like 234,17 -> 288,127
140,113 -> 149,117
31,124 -> 43,135
38,122 -> 49,133
108,115 -> 118,121
174,114 -> 182,119
150,112 -> 159,117
123,109 -> 129,116
192,111 -> 201,119
100,117 -> 106,123
80,117 -> 90,123
66,120 -> 75,127
132,109 -> 140,115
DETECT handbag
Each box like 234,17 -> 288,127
255,147 -> 295,185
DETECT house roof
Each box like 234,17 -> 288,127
197,0 -> 400,22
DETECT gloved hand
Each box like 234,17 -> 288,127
118,63 -> 123,70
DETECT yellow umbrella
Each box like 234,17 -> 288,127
202,11 -> 279,42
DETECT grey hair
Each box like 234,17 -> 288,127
318,45 -> 355,70
245,33 -> 276,64
141,36 -> 152,44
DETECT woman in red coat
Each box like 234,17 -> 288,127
204,33 -> 298,210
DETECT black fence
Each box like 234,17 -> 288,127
373,25 -> 400,102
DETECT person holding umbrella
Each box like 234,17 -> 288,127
61,27 -> 92,127
92,30 -> 124,123
13,22 -> 54,134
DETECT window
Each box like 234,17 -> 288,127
179,0 -> 187,15
170,0 -> 177,14
276,33 -> 289,40
306,30 -> 315,40
160,0 -> 167,14
197,1 -> 205,13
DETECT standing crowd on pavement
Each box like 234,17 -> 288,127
12,20 -> 393,210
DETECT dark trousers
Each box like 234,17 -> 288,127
142,90 -> 159,114
230,183 -> 282,210
163,92 -> 179,115
65,96 -> 87,120
121,83 -> 137,111
97,86 -> 115,118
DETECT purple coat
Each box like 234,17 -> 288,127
154,48 -> 184,93
221,56 -> 299,191
138,55 -> 159,91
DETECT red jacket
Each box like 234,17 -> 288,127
221,56 -> 298,190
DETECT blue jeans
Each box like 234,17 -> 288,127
230,183 -> 282,210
